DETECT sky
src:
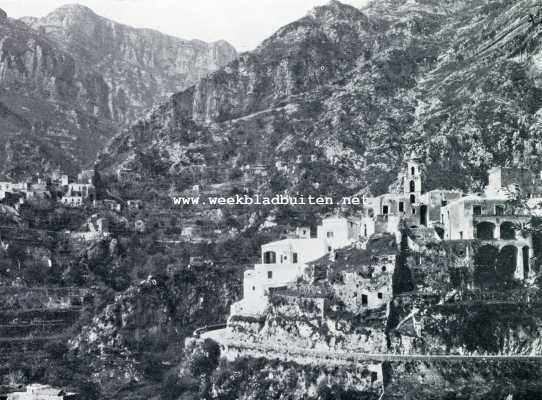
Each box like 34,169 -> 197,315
0,0 -> 369,51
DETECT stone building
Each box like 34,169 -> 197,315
361,153 -> 541,282
361,152 -> 462,238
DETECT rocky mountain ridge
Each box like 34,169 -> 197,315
0,5 -> 236,177
99,0 -> 542,199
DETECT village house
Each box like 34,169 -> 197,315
50,170 -> 69,186
116,167 -> 141,182
92,199 -> 121,212
77,169 -> 95,184
127,199 -> 143,211
4,384 -> 78,400
60,182 -> 95,207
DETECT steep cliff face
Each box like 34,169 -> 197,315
24,4 -> 237,125
101,0 -> 542,197
385,360 -> 542,399
0,11 -> 112,175
0,5 -> 236,177
390,302 -> 542,356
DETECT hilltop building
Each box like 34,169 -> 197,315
361,155 -> 542,281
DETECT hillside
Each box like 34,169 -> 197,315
99,0 -> 542,198
0,5 -> 236,177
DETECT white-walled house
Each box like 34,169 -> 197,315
317,216 -> 360,249
230,217 -> 360,317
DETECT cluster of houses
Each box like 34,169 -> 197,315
0,170 -> 95,209
229,152 -> 542,319
0,170 -> 144,213
1,384 -> 78,400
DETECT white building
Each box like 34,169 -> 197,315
7,384 -> 78,400
60,183 -> 95,207
230,216 -> 360,317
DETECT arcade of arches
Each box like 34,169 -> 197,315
474,221 -> 520,241
474,244 -> 530,286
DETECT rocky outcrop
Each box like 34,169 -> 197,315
70,269 -> 242,392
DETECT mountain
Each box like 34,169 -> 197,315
0,5 -> 236,177
23,4 -> 237,125
99,0 -> 542,199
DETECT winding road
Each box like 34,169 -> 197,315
198,326 -> 542,363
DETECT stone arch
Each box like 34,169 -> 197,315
495,245 -> 517,284
499,221 -> 516,240
420,205 -> 428,226
476,222 -> 495,240
523,246 -> 530,278
474,245 -> 498,288
263,251 -> 276,264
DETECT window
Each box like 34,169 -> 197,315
412,208 -> 416,215
495,205 -> 504,216
409,180 -> 416,193
411,166 -> 415,175
382,266 -> 387,272
441,200 -> 447,207
327,231 -> 334,238
328,246 -> 332,252
267,271 -> 273,279
263,251 -> 276,264
383,205 -> 389,215
371,372 -> 378,383
362,294 -> 368,306
473,206 -> 482,216
399,202 -> 404,212
459,231 -> 463,240
292,253 -> 298,264
378,292 -> 383,299
353,292 -> 357,297
252,286 -> 255,291
410,195 -> 416,203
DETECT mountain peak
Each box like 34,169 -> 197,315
48,3 -> 98,19
310,0 -> 366,18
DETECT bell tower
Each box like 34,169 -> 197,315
404,151 -> 423,196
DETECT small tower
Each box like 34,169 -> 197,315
404,151 -> 423,196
